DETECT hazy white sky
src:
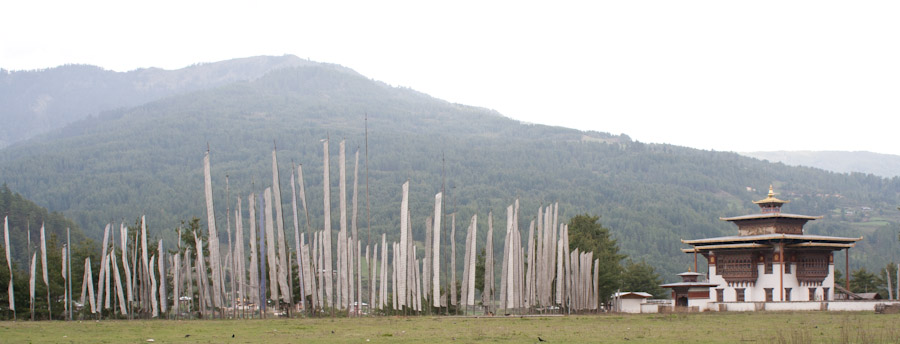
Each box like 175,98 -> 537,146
3,1 -> 899,154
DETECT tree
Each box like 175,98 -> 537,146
176,217 -> 206,261
567,214 -> 625,304
620,259 -> 666,299
849,268 -> 884,295
878,263 -> 897,298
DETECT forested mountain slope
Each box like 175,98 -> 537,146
0,183 -> 94,267
0,55 -> 318,148
1,61 -> 898,281
742,151 -> 900,178
0,185 -> 100,319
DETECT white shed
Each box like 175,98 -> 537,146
612,292 -> 653,313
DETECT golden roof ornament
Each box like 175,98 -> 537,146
753,185 -> 789,205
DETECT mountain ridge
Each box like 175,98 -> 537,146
0,55 -> 326,148
741,150 -> 900,178
1,58 -> 898,281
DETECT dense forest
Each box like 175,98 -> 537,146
1,59 -> 899,286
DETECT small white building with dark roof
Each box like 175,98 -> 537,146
611,292 -> 653,313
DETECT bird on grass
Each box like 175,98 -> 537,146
538,336 -> 546,342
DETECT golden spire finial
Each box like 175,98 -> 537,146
754,184 -> 789,206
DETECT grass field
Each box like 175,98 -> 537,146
3,311 -> 900,343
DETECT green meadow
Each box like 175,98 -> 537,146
3,312 -> 900,343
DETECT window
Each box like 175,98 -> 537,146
765,288 -> 773,302
764,255 -> 773,274
797,253 -> 829,283
717,253 -> 758,282
809,288 -> 817,301
716,288 -> 724,302
784,262 -> 792,274
736,288 -> 745,302
823,288 -> 830,301
784,288 -> 792,301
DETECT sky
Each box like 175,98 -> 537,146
3,1 -> 899,155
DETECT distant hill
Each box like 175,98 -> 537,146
1,58 -> 899,281
741,151 -> 900,178
0,55 -> 319,148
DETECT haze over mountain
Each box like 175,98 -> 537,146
1,56 -> 898,280
0,55 -> 317,148
742,151 -> 900,178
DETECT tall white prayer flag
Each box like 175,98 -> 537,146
119,223 -> 132,304
424,216 -> 432,301
112,253 -> 127,315
460,219 -> 470,309
320,139 -> 334,308
194,232 -> 210,309
432,193 -> 442,307
398,181 -> 409,308
290,165 -> 304,306
392,243 -> 398,310
62,245 -> 68,316
4,216 -> 14,312
525,220 -> 535,308
380,234 -> 387,309
272,148 -> 291,304
450,213 -> 457,306
29,253 -> 36,314
158,240 -> 167,314
149,255 -> 158,317
83,257 -> 96,313
351,149 -> 361,310
40,224 -> 48,288
97,224 -> 110,310
467,215 -> 477,306
504,205 -> 515,309
337,141 -> 349,309
203,151 -> 223,308
264,187 -> 280,303
248,193 -> 260,308
141,216 -> 150,304
104,253 -> 110,309
482,211 -> 494,309
173,251 -> 180,316
235,197 -> 246,310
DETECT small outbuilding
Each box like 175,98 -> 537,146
611,292 -> 653,313
660,271 -> 719,311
